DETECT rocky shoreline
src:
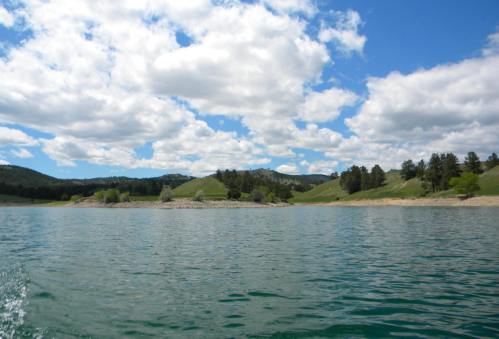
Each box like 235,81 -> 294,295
312,196 -> 499,207
61,198 -> 289,209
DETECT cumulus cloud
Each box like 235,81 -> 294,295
482,32 -> 499,56
0,160 -> 10,165
319,10 -> 366,56
11,148 -> 33,158
0,6 -> 14,27
0,0 -> 361,174
276,162 -> 300,175
262,0 -> 317,17
299,87 -> 358,122
299,160 -> 309,167
347,54 -> 499,147
0,126 -> 39,147
307,160 -> 338,175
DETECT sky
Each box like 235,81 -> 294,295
0,0 -> 498,179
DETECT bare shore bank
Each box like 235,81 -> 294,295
300,196 -> 499,207
59,199 -> 289,209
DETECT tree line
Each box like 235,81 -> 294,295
339,164 -> 387,194
215,169 -> 293,201
400,151 -> 497,197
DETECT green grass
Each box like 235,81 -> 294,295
132,195 -> 160,202
0,194 -> 55,204
172,178 -> 229,199
291,166 -> 499,203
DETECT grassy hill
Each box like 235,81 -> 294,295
172,178 -> 229,199
210,168 -> 330,185
0,165 -> 193,188
290,166 -> 499,203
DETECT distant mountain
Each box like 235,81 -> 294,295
209,168 -> 330,185
0,165 -> 194,188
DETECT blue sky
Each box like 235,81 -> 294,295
0,0 -> 498,179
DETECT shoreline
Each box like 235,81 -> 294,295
58,198 -> 289,209
298,196 -> 499,207
2,196 -> 499,208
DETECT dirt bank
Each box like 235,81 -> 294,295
307,196 -> 499,207
60,198 -> 289,209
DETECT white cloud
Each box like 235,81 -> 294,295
307,160 -> 338,175
299,160 -> 309,167
298,153 -> 305,158
299,87 -> 358,122
0,6 -> 14,27
11,148 -> 33,158
0,1 -> 358,174
482,32 -> 499,56
319,10 -> 366,56
276,162 -> 300,175
0,127 -> 39,147
262,0 -> 317,17
0,160 -> 9,165
347,54 -> 499,150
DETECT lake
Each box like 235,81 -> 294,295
1,206 -> 498,338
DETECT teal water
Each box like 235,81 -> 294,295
1,206 -> 498,338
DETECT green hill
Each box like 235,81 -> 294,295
172,178 -> 229,199
0,165 -> 193,188
210,168 -> 330,185
291,166 -> 499,203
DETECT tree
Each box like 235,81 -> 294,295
360,166 -> 371,191
95,190 -> 106,201
105,189 -> 120,203
441,153 -> 461,190
464,151 -> 483,174
423,153 -> 444,192
191,190 -> 205,201
330,171 -> 339,180
120,192 -> 130,202
150,181 -> 161,196
215,169 -> 223,182
416,159 -> 426,179
400,160 -> 417,181
370,164 -> 386,188
61,193 -> 69,201
449,172 -> 481,198
251,188 -> 267,202
486,153 -> 498,170
228,188 -> 241,200
340,166 -> 361,194
160,185 -> 173,202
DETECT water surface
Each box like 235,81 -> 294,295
1,206 -> 498,338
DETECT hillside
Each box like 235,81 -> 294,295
210,168 -> 330,185
172,178 -> 229,199
291,166 -> 499,203
0,165 -> 193,188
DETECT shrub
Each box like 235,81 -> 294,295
251,189 -> 267,202
120,192 -> 130,202
105,189 -> 120,203
264,192 -> 278,203
61,194 -> 69,201
228,188 -> 241,200
70,195 -> 79,202
95,190 -> 106,201
191,190 -> 205,201
336,197 -> 340,201
160,185 -> 173,202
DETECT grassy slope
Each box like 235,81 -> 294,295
0,194 -> 55,204
291,166 -> 499,203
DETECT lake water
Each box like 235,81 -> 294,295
1,206 -> 498,338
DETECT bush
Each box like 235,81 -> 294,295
191,190 -> 205,201
120,192 -> 130,202
61,194 -> 69,201
228,188 -> 241,200
105,189 -> 120,203
95,190 -> 106,201
251,189 -> 267,202
70,195 -> 79,202
336,197 -> 340,201
264,192 -> 278,203
160,185 -> 173,202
